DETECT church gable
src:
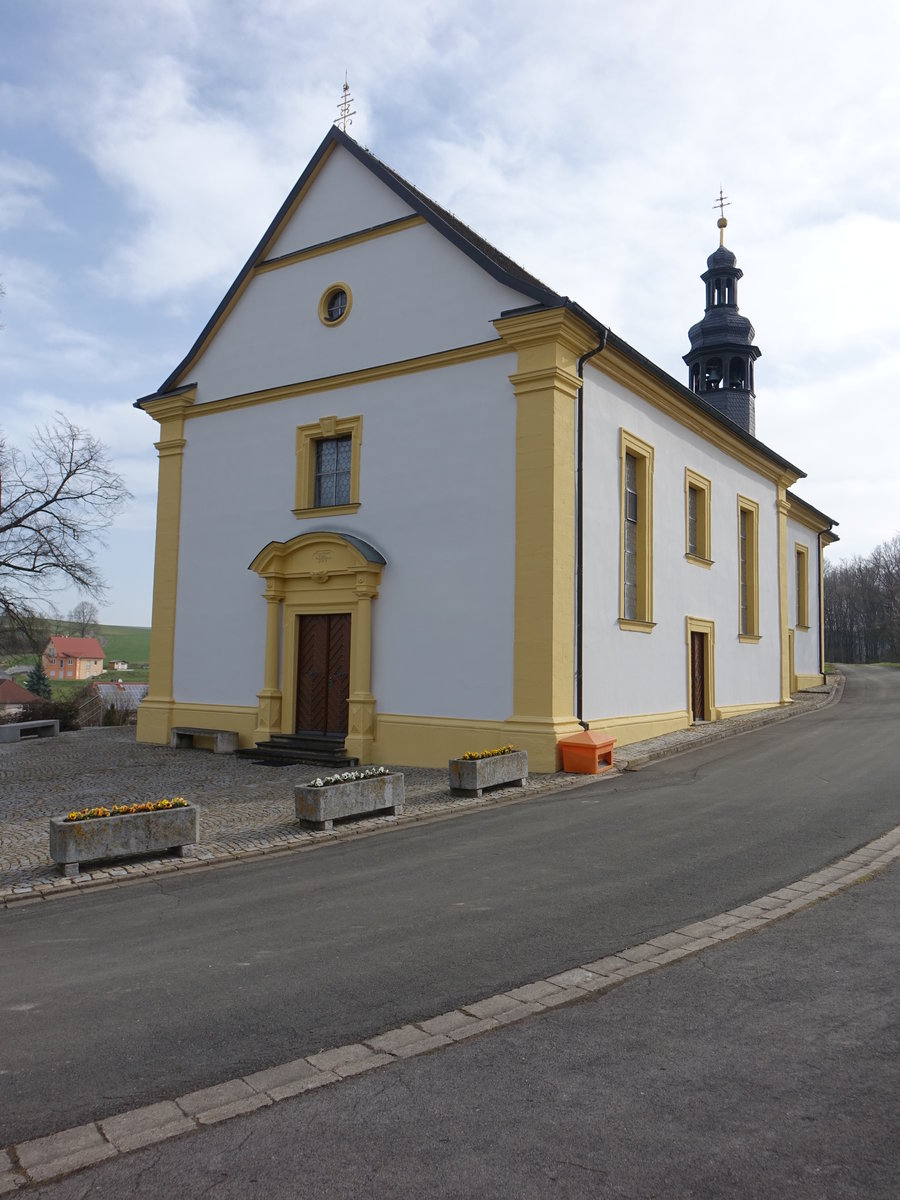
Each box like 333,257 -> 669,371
157,128 -> 561,401
164,137 -> 551,406
264,145 -> 417,261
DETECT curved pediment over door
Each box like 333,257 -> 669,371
248,530 -> 387,762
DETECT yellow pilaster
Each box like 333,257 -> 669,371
136,389 -> 196,745
495,308 -> 599,770
776,486 -> 792,704
255,580 -> 284,742
345,574 -> 377,763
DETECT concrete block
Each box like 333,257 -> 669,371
462,994 -> 527,1020
16,1123 -> 116,1182
545,967 -> 602,988
177,1078 -> 261,1120
365,1025 -> 449,1057
101,1101 -> 195,1152
418,1010 -> 492,1038
244,1058 -> 324,1097
505,981 -> 565,1004
307,1043 -> 378,1074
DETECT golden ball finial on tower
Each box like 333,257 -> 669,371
713,188 -> 731,246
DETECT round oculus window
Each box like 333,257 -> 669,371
319,284 -> 352,326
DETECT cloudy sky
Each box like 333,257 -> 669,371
2,0 -> 898,625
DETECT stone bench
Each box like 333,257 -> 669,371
170,726 -> 239,754
0,719 -> 60,744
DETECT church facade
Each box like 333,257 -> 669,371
135,127 -> 837,771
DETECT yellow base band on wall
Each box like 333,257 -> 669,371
584,709 -> 690,747
136,701 -> 260,747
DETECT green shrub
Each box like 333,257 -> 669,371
21,698 -> 81,732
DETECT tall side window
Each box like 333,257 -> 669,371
737,496 -> 760,640
795,543 -> 810,629
624,453 -> 638,619
685,468 -> 712,565
294,415 -> 363,519
619,430 -> 655,631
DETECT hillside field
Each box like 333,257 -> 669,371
1,624 -> 151,672
95,625 -> 151,665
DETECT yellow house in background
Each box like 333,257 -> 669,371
135,127 -> 837,772
43,636 -> 105,682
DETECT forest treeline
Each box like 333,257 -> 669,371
825,533 -> 900,663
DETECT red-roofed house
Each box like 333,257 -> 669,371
0,679 -> 42,715
42,636 -> 105,682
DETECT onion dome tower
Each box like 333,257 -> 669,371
683,193 -> 760,435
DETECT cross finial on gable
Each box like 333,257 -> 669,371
336,73 -> 357,132
713,187 -> 731,245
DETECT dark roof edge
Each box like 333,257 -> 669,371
154,126 -> 562,397
497,300 -> 806,478
133,382 -> 196,411
786,489 -> 840,531
604,327 -> 806,479
334,129 -> 564,308
157,127 -> 341,395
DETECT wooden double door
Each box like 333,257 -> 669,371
295,613 -> 351,736
690,630 -> 707,721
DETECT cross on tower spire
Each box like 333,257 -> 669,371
713,187 -> 731,246
336,73 -> 356,132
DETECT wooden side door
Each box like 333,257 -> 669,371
690,630 -> 706,721
296,613 -> 351,736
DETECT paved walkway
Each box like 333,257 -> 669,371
0,681 -> 838,906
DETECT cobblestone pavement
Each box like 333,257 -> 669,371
0,681 -> 838,905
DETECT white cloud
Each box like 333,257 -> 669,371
0,154 -> 63,232
2,0 -> 899,619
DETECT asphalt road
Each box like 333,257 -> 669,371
26,860 -> 900,1199
2,665 -> 898,1149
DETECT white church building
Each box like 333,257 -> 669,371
135,126 -> 837,772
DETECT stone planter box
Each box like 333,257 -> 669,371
295,773 -> 404,831
49,805 -> 200,877
448,751 -> 528,797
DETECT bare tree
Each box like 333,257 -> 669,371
68,599 -> 99,636
825,533 -> 900,663
0,415 -> 130,641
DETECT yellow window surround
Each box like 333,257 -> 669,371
619,429 -> 655,631
294,414 -> 362,519
317,282 -> 353,328
795,542 -> 810,629
685,467 -> 712,566
737,494 -> 760,641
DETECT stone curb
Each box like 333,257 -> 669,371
0,681 -> 840,910
616,675 -> 842,770
3,811 -> 896,1193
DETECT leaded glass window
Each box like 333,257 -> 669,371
624,452 -> 638,621
739,508 -> 749,635
314,436 -> 352,508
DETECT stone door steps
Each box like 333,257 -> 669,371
239,733 -> 359,769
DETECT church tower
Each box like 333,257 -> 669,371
683,197 -> 760,436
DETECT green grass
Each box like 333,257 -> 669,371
94,624 -> 151,666
1,623 -> 150,678
48,679 -> 91,702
